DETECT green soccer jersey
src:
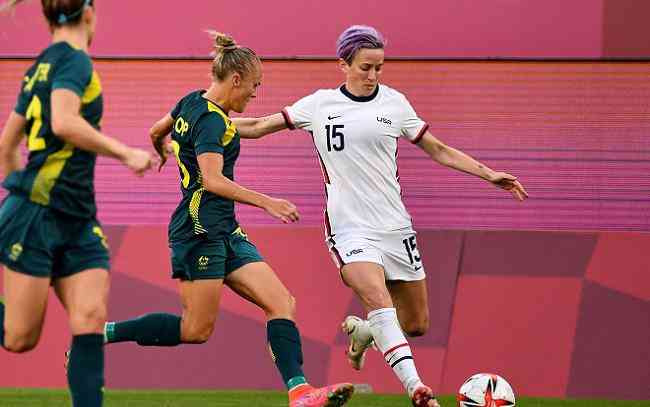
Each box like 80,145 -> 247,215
168,90 -> 241,241
3,41 -> 103,218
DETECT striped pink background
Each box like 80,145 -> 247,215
1,59 -> 648,231
0,0 -> 605,58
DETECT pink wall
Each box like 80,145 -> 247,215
0,0 -> 605,58
0,227 -> 648,399
1,59 -> 649,231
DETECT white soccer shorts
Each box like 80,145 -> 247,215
327,229 -> 426,281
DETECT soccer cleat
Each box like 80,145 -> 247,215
341,316 -> 373,370
289,383 -> 355,407
411,385 -> 441,407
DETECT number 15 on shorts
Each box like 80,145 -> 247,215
402,235 -> 422,270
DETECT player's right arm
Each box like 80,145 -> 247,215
194,113 -> 299,223
51,89 -> 152,176
149,113 -> 174,171
234,91 -> 319,138
232,113 -> 288,139
197,152 -> 299,223
0,111 -> 26,178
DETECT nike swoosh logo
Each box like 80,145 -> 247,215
328,115 -> 342,120
415,266 -> 422,271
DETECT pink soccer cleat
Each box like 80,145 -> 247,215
411,385 -> 441,407
289,383 -> 355,407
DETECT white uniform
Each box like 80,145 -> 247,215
283,84 -> 429,281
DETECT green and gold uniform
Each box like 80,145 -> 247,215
168,90 -> 262,281
0,42 -> 109,278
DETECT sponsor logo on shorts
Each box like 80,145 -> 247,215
414,265 -> 422,271
197,256 -> 210,271
345,248 -> 364,257
9,243 -> 23,261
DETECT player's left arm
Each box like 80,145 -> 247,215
232,113 -> 288,139
149,113 -> 174,171
0,111 -> 26,178
416,131 -> 529,201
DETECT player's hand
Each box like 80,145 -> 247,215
488,172 -> 529,201
155,142 -> 174,172
263,198 -> 300,223
123,148 -> 153,176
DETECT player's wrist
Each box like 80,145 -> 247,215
115,143 -> 133,164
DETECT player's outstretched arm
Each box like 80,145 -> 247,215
51,88 -> 153,176
0,111 -> 26,178
197,152 -> 300,223
232,113 -> 287,139
149,113 -> 174,171
416,131 -> 529,201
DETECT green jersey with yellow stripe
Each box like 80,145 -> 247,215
3,41 -> 103,218
168,90 -> 240,241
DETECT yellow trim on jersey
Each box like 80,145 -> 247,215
81,71 -> 102,105
30,143 -> 74,205
232,226 -> 248,239
171,140 -> 190,188
189,187 -> 207,235
207,102 -> 237,146
81,71 -> 102,104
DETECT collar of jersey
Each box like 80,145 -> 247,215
339,84 -> 379,103
200,91 -> 229,116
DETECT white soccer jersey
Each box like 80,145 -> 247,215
283,84 -> 429,237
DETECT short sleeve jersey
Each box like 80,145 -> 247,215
3,41 -> 104,218
168,90 -> 241,241
283,84 -> 429,236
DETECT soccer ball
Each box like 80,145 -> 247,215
457,373 -> 516,407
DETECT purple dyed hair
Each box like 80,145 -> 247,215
336,25 -> 385,64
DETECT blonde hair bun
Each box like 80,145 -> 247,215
206,30 -> 239,56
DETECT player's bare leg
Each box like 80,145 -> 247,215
2,267 -> 50,352
387,279 -> 430,337
341,262 -> 440,406
55,268 -> 110,407
227,262 -> 354,407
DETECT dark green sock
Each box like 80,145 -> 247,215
0,299 -> 5,348
267,318 -> 307,390
106,313 -> 181,346
67,334 -> 104,407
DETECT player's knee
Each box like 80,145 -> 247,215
262,292 -> 296,320
4,332 -> 40,353
182,321 -> 214,344
69,303 -> 108,334
403,317 -> 429,337
286,295 -> 297,317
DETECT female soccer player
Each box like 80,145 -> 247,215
0,1 -> 153,406
233,25 -> 529,407
101,32 -> 354,407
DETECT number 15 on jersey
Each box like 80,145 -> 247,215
326,124 -> 345,152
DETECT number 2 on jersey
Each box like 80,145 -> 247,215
25,95 -> 46,151
326,124 -> 345,152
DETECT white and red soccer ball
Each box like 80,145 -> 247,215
457,373 -> 516,407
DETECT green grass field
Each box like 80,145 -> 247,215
0,389 -> 648,407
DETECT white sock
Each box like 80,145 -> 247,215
368,308 -> 423,397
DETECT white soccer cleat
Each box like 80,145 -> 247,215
341,315 -> 374,371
